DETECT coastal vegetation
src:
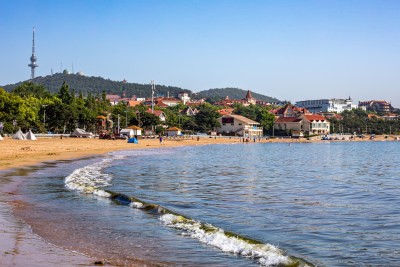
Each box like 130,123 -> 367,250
1,81 -> 399,136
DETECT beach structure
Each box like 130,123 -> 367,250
167,127 -> 182,136
121,125 -> 143,136
12,128 -> 26,140
70,128 -> 93,138
0,134 -> 3,140
26,129 -> 37,140
216,114 -> 263,138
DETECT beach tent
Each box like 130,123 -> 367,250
127,137 -> 138,144
0,134 -> 3,140
12,128 -> 26,140
26,129 -> 37,140
70,128 -> 93,138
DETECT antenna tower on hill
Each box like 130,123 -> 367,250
28,27 -> 38,79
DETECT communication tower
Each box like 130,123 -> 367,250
28,27 -> 38,79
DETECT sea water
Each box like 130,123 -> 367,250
6,141 -> 400,266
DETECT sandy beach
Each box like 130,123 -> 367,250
0,135 -> 398,266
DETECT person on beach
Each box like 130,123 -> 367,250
159,136 -> 163,145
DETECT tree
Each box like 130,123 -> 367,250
194,103 -> 220,132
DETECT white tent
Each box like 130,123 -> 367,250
0,134 -> 3,140
12,128 -> 26,140
26,129 -> 37,140
70,128 -> 93,138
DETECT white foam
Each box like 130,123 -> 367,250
65,156 -> 123,196
159,214 -> 294,266
129,202 -> 144,209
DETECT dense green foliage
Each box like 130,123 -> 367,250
198,87 -> 280,103
3,73 -> 191,99
329,109 -> 400,135
232,103 -> 276,134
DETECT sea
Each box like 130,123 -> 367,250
4,141 -> 400,266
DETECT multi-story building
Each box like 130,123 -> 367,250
269,104 -> 311,117
274,114 -> 330,135
295,98 -> 357,113
358,100 -> 394,113
217,114 -> 263,138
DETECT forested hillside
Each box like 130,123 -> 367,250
2,73 -> 191,98
198,88 -> 280,103
3,75 -> 281,102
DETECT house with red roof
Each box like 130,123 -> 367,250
217,109 -> 235,115
214,90 -> 257,107
274,114 -> 330,135
145,109 -> 166,122
269,104 -> 312,118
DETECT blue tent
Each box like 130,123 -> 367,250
127,137 -> 138,144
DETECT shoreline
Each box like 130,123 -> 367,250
1,135 -> 398,171
0,135 -> 398,266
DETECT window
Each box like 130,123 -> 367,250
222,117 -> 234,123
239,123 -> 242,125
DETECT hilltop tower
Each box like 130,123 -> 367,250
28,27 -> 38,79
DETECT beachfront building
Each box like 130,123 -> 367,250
295,98 -> 357,113
167,127 -> 182,136
274,114 -> 330,135
216,114 -> 263,138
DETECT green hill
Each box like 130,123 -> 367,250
2,73 -> 191,98
2,75 -> 280,103
198,87 -> 280,103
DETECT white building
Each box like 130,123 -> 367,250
178,91 -> 191,104
295,98 -> 357,113
217,114 -> 263,138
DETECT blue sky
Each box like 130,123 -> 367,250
1,0 -> 400,107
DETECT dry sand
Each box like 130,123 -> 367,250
0,135 -> 398,266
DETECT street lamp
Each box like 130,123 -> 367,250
178,114 -> 181,128
125,110 -> 128,127
42,105 -> 47,132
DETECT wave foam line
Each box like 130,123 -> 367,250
65,160 -> 312,267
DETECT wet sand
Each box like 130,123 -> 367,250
0,135 -> 398,266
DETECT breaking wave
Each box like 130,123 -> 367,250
65,157 -> 312,267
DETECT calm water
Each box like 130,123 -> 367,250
7,141 -> 400,266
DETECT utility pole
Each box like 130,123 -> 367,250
125,110 -> 128,127
151,80 -> 155,114
117,114 -> 120,134
42,105 -> 47,132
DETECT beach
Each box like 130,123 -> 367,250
0,135 -> 399,266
